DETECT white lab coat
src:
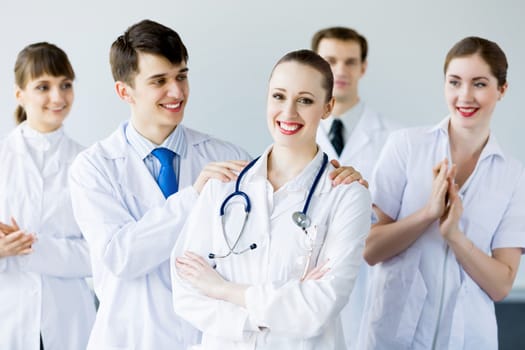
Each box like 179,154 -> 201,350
317,103 -> 399,349
0,124 -> 96,350
69,121 -> 251,350
358,117 -> 525,349
171,147 -> 372,350
317,104 -> 398,181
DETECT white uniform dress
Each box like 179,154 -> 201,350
69,121 -> 250,350
171,146 -> 372,350
317,101 -> 399,349
0,123 -> 96,350
358,117 -> 525,350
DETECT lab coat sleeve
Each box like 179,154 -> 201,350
370,130 -> 409,220
244,183 -> 372,338
171,180 -> 258,342
69,151 -> 198,280
491,169 -> 525,250
13,235 -> 92,277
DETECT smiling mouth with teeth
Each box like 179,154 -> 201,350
279,122 -> 301,132
163,102 -> 182,109
48,106 -> 66,111
456,106 -> 479,117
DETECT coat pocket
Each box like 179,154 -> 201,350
365,249 -> 427,349
395,268 -> 428,344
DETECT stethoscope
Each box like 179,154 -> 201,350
208,152 -> 329,260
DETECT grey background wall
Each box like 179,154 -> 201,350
1,0 -> 524,289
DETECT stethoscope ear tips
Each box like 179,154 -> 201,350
250,243 -> 257,250
208,253 -> 215,259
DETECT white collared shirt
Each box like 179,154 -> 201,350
319,100 -> 365,146
125,122 -> 186,182
359,116 -> 525,350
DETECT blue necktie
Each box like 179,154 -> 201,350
151,147 -> 178,198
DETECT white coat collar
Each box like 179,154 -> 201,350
20,121 -> 64,151
6,124 -> 79,181
98,121 -> 212,160
96,121 -> 164,206
96,121 -> 216,207
238,145 -> 332,221
428,116 -> 505,161
5,123 -> 77,172
243,145 -> 332,194
323,102 -> 384,133
321,104 -> 385,161
125,121 -> 188,160
358,104 -> 387,131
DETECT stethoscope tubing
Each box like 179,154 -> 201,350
210,152 -> 328,259
299,153 -> 328,225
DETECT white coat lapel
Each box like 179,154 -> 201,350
244,178 -> 272,245
270,190 -> 306,221
101,124 -> 166,208
340,111 -> 374,161
316,127 -> 339,161
41,135 -> 72,179
120,149 -> 165,208
178,138 -> 207,189
272,166 -> 332,222
7,127 -> 43,232
177,126 -> 227,188
245,149 -> 309,222
9,127 -> 42,181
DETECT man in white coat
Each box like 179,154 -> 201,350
312,26 -> 399,349
69,20 -> 251,350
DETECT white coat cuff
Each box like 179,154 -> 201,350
244,285 -> 269,329
214,299 -> 256,340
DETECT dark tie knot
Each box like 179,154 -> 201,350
330,119 -> 344,133
151,147 -> 176,165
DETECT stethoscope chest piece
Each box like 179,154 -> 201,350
292,211 -> 311,229
291,153 -> 328,230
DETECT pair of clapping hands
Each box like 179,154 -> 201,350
0,218 -> 35,258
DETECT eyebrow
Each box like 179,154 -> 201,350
447,74 -> 489,81
33,76 -> 72,83
273,88 -> 315,97
147,67 -> 189,81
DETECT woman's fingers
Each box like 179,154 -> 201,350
0,231 -> 35,257
10,217 -> 20,231
433,158 -> 448,178
0,222 -> 15,234
302,259 -> 331,281
175,251 -> 212,278
7,232 -> 35,251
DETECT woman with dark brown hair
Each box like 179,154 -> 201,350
170,49 -> 372,349
359,37 -> 525,350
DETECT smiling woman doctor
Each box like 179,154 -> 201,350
170,49 -> 372,349
0,42 -> 95,350
358,37 -> 525,350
